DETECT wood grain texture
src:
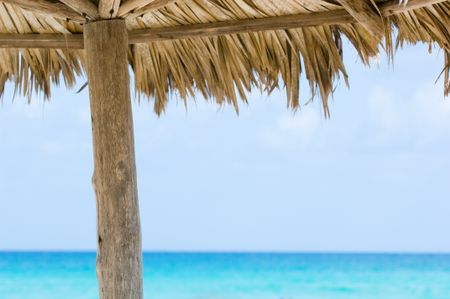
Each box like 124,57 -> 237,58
128,9 -> 354,43
98,0 -> 120,18
85,19 -> 143,299
0,33 -> 83,48
337,0 -> 384,35
0,0 -> 85,21
59,0 -> 100,20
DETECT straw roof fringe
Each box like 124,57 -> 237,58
0,0 -> 449,115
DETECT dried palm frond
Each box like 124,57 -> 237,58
0,0 -> 448,116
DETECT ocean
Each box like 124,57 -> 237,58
1,252 -> 450,299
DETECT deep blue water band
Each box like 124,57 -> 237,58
1,252 -> 450,299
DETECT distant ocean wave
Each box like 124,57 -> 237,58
1,252 -> 450,299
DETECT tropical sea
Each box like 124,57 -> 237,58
1,252 -> 450,299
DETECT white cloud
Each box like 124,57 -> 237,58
259,106 -> 322,150
366,81 -> 450,147
259,80 -> 450,152
279,109 -> 321,135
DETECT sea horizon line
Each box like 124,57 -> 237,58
1,250 -> 450,255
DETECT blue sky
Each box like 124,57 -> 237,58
0,42 -> 449,252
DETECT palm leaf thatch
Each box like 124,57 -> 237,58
0,0 -> 449,116
2,3 -> 449,299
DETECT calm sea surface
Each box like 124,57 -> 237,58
1,252 -> 450,299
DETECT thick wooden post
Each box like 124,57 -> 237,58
84,19 -> 143,299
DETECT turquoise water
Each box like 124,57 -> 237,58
1,253 -> 450,299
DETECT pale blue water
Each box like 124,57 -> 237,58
1,253 -> 450,299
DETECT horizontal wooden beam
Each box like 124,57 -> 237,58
0,0 -> 85,21
0,0 -> 446,49
0,33 -> 84,49
128,9 -> 354,43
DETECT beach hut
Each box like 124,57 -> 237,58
0,0 -> 448,298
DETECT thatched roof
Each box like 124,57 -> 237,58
0,0 -> 449,115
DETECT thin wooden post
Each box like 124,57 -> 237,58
84,19 -> 143,299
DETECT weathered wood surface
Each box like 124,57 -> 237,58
98,0 -> 121,18
0,33 -> 84,48
59,0 -> 100,20
85,19 -> 143,299
128,9 -> 354,43
0,0 -> 446,48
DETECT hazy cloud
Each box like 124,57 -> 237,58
259,106 -> 322,150
367,81 -> 450,148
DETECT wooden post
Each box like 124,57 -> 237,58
84,19 -> 143,299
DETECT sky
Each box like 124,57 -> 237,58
0,42 -> 449,253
